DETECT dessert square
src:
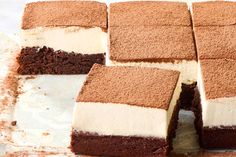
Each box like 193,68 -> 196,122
109,1 -> 197,110
192,1 -> 236,26
71,64 -> 181,156
110,26 -> 195,62
18,1 -> 107,74
194,26 -> 236,60
193,59 -> 236,149
109,1 -> 191,27
109,25 -> 197,109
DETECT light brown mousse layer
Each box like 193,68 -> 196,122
109,1 -> 191,27
200,59 -> 236,100
77,64 -> 180,110
22,1 -> 107,29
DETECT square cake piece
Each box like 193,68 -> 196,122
109,1 -> 191,27
71,64 -> 181,156
194,25 -> 236,60
193,59 -> 236,149
192,1 -> 236,27
18,1 -> 107,74
109,1 -> 197,110
110,26 -> 195,63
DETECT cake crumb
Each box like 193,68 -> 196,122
42,132 -> 50,136
25,75 -> 36,80
11,121 -> 17,126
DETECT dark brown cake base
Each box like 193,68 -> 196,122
179,82 -> 197,110
17,46 -> 105,74
192,88 -> 236,149
70,101 -> 180,156
71,132 -> 168,157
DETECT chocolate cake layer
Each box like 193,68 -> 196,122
22,1 -> 107,29
173,152 -> 236,157
179,82 -> 197,110
192,88 -> 203,146
193,89 -> 236,149
110,26 -> 196,62
192,1 -> 236,26
109,1 -> 191,27
201,127 -> 236,149
71,101 -> 180,156
200,59 -> 236,100
71,132 -> 167,157
192,152 -> 236,157
17,47 -> 105,75
195,26 -> 236,60
77,64 -> 180,109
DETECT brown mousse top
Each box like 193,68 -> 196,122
192,1 -> 236,26
22,1 -> 107,29
201,59 -> 236,100
195,26 -> 236,60
110,26 -> 196,62
77,64 -> 180,110
109,1 -> 191,27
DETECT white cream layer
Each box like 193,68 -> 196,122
72,77 -> 181,138
21,26 -> 107,54
109,60 -> 197,85
198,62 -> 236,127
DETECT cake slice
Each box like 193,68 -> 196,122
109,1 -> 197,110
109,1 -> 191,27
194,25 -> 236,60
18,1 -> 107,74
192,1 -> 236,26
193,59 -> 236,149
192,1 -> 236,60
71,64 -> 181,156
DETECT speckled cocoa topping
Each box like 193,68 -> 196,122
22,1 -> 107,29
195,26 -> 236,60
77,64 -> 180,110
192,1 -> 236,26
109,1 -> 191,26
110,26 -> 196,62
200,59 -> 236,99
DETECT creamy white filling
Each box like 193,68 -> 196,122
198,62 -> 236,127
21,26 -> 107,54
72,77 -> 181,138
109,60 -> 197,85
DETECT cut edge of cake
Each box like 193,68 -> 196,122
71,64 -> 182,156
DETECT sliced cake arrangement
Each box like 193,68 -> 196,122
193,1 -> 236,60
18,1 -> 107,74
108,1 -> 197,110
192,1 -> 236,149
71,64 -> 181,156
12,0 -> 236,156
195,59 -> 236,149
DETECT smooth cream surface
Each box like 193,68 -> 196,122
72,77 -> 181,138
21,26 -> 107,54
109,60 -> 197,84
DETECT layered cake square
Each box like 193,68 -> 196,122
109,1 -> 197,109
193,59 -> 236,149
71,64 -> 181,156
193,1 -> 236,60
194,26 -> 236,60
18,1 -> 107,74
109,1 -> 191,27
192,1 -> 236,27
